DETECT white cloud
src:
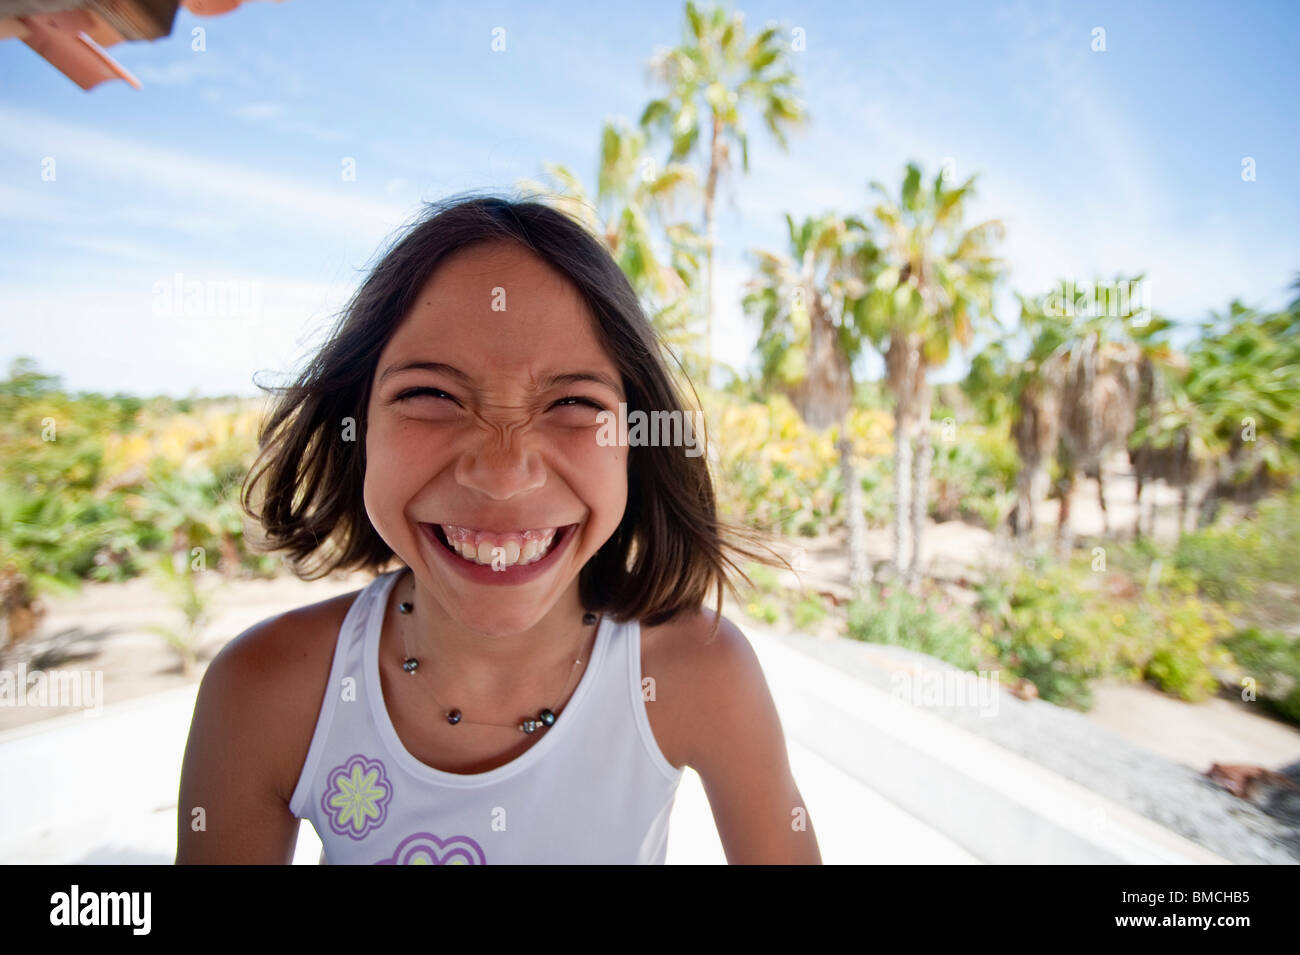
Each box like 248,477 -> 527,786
230,101 -> 286,121
130,57 -> 221,87
55,233 -> 172,262
0,105 -> 415,238
0,182 -> 86,226
2,263 -> 360,397
227,100 -> 346,143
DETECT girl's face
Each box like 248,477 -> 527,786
363,240 -> 628,635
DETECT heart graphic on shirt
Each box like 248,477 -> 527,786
375,831 -> 487,865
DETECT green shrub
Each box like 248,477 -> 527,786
1223,627 -> 1300,724
744,597 -> 781,625
975,553 -> 1237,709
1143,594 -> 1234,701
741,561 -> 781,594
975,564 -> 1120,710
792,593 -> 828,630
929,423 -> 1018,529
847,585 -> 979,670
0,366 -> 275,592
1173,487 -> 1300,619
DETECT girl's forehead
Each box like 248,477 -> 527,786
388,293 -> 607,362
419,240 -> 575,300
386,247 -> 609,361
405,249 -> 591,329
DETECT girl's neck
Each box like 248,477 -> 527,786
389,567 -> 595,701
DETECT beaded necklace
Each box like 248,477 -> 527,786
393,570 -> 600,734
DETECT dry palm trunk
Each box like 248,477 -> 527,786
1198,441 -> 1275,528
1055,451 -> 1078,556
1011,377 -> 1060,538
1130,354 -> 1160,539
787,290 -> 853,430
1056,334 -> 1141,546
839,427 -> 872,592
0,566 -> 45,652
1132,434 -> 1197,539
702,114 -> 724,380
785,293 -> 863,588
1129,356 -> 1198,541
892,402 -> 914,579
887,334 -> 922,579
907,375 -> 933,589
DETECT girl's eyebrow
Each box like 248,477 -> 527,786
379,360 -> 623,397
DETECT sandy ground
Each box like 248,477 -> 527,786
0,568 -> 375,731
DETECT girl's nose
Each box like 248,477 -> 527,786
453,431 -> 546,500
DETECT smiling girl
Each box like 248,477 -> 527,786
175,193 -> 822,865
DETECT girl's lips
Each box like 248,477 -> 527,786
420,521 -> 578,585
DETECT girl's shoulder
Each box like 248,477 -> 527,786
639,607 -> 758,768
213,586 -> 361,680
197,585 -> 366,803
640,605 -> 747,660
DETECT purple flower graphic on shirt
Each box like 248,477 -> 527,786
375,832 -> 487,865
321,754 -> 392,839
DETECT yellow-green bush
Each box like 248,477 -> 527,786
849,583 -> 980,671
976,554 -> 1237,709
1144,594 -> 1233,701
792,593 -> 829,629
704,391 -> 892,536
703,390 -> 1025,537
975,562 -> 1134,709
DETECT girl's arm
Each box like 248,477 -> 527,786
175,618 -> 308,864
684,613 -> 823,864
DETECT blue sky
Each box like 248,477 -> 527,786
1,0 -> 1297,398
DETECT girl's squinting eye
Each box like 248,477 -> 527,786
393,387 -> 455,403
392,388 -> 605,412
552,396 -> 607,412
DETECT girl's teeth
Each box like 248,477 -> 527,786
443,526 -> 561,568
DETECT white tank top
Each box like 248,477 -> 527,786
288,568 -> 685,864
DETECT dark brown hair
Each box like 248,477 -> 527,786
241,190 -> 789,637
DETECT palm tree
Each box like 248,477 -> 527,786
1054,330 -> 1143,546
742,212 -> 880,592
516,119 -> 706,380
1007,287 -> 1076,539
1124,285 -> 1300,538
1186,289 -> 1300,525
1008,276 -> 1150,547
960,335 -> 1017,428
640,1 -> 809,384
853,161 -> 1004,588
1128,315 -> 1199,539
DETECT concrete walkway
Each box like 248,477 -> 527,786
0,620 -> 1225,864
